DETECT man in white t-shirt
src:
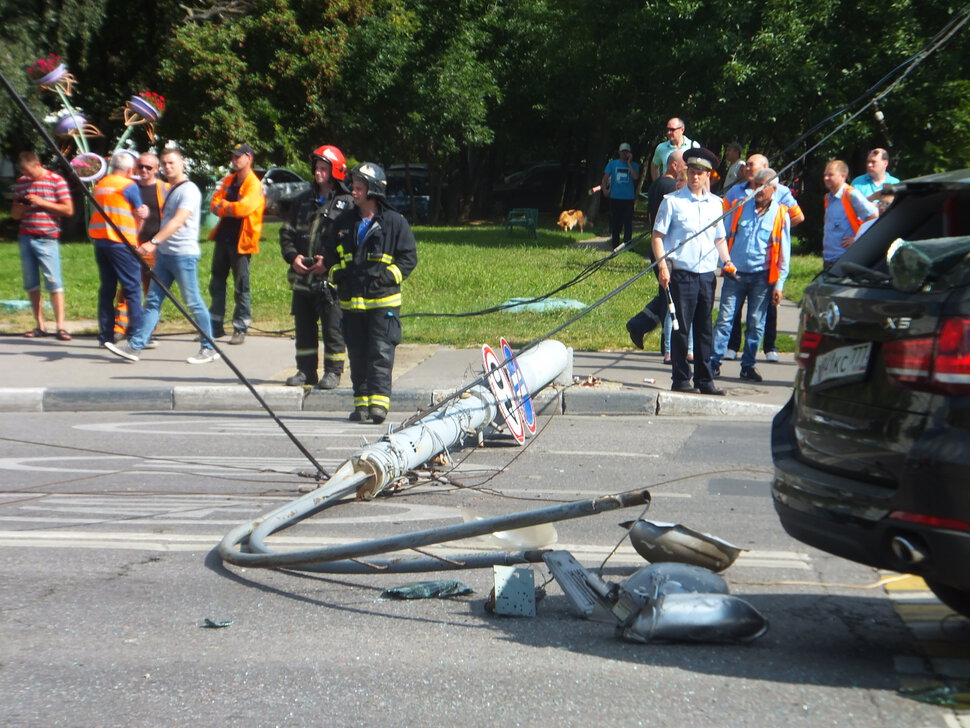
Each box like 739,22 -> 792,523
105,148 -> 221,365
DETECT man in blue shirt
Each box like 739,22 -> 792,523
710,168 -> 791,383
851,148 -> 900,201
823,160 -> 877,267
602,142 -> 640,251
652,147 -> 732,395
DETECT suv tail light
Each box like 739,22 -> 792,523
890,510 -> 970,533
884,317 -> 970,395
796,331 -> 824,369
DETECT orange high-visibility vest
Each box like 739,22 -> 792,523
89,174 -> 138,243
824,184 -> 863,233
726,203 -> 788,285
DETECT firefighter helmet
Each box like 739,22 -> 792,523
310,145 -> 347,181
351,162 -> 387,200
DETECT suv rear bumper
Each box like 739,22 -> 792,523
772,399 -> 970,590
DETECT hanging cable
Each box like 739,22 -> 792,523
0,71 -> 332,479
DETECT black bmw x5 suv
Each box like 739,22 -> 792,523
771,169 -> 970,616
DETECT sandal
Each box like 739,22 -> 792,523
55,329 -> 72,341
24,328 -> 47,338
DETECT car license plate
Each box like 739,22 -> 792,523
810,343 -> 872,387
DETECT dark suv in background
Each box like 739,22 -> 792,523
771,169 -> 970,616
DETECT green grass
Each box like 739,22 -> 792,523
0,220 -> 823,351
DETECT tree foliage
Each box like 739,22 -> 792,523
3,0 -> 969,240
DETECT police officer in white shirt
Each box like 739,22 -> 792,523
651,147 -> 733,395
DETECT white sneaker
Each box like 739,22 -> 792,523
187,347 -> 221,364
723,349 -> 737,361
104,341 -> 140,362
143,338 -> 159,349
765,350 -> 780,362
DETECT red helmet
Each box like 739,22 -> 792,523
310,145 -> 347,181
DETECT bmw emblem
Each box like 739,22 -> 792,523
821,302 -> 841,331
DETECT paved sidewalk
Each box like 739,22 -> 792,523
0,298 -> 799,417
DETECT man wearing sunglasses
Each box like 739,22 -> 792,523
650,117 -> 700,181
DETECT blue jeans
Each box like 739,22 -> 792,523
712,272 -> 771,368
131,252 -> 214,351
95,242 -> 144,344
19,235 -> 63,292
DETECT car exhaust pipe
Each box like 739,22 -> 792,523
891,534 -> 929,566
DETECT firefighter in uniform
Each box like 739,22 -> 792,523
279,145 -> 352,389
324,163 -> 418,424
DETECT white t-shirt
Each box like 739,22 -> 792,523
159,181 -> 202,256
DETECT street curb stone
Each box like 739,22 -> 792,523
42,387 -> 174,412
0,388 -> 44,412
0,385 -> 783,417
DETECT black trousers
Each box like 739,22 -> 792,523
291,289 -> 345,378
342,307 -> 402,412
209,240 -> 251,335
609,198 -> 635,245
669,270 -> 716,386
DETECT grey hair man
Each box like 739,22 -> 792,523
88,151 -> 147,347
710,167 -> 791,383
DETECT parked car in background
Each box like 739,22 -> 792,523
771,169 -> 970,616
254,167 -> 311,217
385,164 -> 432,223
490,161 -> 588,215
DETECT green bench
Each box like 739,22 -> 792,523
505,207 -> 538,237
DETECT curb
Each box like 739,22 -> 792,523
0,385 -> 783,418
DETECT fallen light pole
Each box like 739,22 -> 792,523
218,340 -> 652,574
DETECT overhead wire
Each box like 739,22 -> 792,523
0,71 -> 333,479
399,5 -> 970,434
4,5 -> 967,488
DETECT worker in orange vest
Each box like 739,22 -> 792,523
709,167 -> 791,383
88,152 -> 147,347
822,159 -> 877,268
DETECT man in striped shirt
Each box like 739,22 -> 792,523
11,152 -> 74,340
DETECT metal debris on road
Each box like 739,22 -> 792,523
380,580 -> 474,600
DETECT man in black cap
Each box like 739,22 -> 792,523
208,142 -> 265,345
651,147 -> 733,395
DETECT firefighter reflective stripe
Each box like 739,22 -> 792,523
368,253 -> 394,264
370,394 -> 390,410
387,264 -> 403,284
328,248 -> 353,283
354,395 -> 370,408
339,293 -> 403,311
824,184 -> 864,233
89,175 -> 138,243
296,346 -> 318,357
324,351 -> 345,364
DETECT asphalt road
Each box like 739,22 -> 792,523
0,410 -> 963,727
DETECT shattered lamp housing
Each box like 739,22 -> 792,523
621,519 -> 743,572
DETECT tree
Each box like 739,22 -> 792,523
156,0 -> 372,164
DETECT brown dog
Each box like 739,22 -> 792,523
557,209 -> 586,232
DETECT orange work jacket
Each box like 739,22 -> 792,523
88,174 -> 138,244
209,169 -> 265,254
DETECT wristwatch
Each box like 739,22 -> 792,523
150,238 -> 159,245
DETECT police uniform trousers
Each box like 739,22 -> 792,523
669,269 -> 716,387
292,289 -> 345,380
342,306 -> 402,412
